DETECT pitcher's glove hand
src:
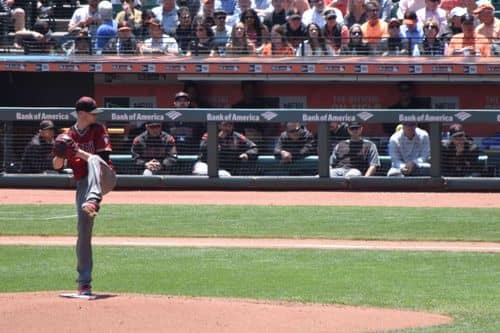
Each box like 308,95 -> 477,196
53,134 -> 78,159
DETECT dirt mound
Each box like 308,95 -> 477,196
0,292 -> 451,333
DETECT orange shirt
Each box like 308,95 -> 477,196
445,33 -> 491,56
361,20 -> 388,44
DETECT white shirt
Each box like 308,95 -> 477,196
143,34 -> 179,55
389,127 -> 430,169
302,7 -> 343,29
69,5 -> 100,36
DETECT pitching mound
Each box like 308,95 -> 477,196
1,292 -> 451,333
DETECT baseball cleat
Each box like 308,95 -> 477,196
82,200 -> 100,218
78,284 -> 92,296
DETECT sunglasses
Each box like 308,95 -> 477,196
429,0 -> 440,2
424,24 -> 438,29
196,28 -> 206,31
215,15 -> 226,19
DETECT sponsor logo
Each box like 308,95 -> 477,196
207,113 -> 260,122
408,65 -> 422,74
217,65 -> 240,71
454,112 -> 472,121
36,64 -> 50,72
195,64 -> 209,72
463,65 -> 477,74
431,65 -> 452,73
301,65 -> 315,73
260,112 -> 278,121
165,65 -> 187,71
141,64 -> 156,72
5,63 -> 25,70
88,64 -> 103,72
486,66 -> 500,72
165,110 -> 183,120
399,114 -> 453,122
249,64 -> 262,72
377,65 -> 399,73
354,65 -> 368,73
58,64 -> 80,71
111,64 -> 133,71
324,65 -> 345,72
356,112 -> 374,121
302,114 -> 356,122
271,65 -> 292,71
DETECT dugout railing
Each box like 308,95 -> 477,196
1,107 -> 500,191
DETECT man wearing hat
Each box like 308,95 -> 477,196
387,121 -> 430,177
263,0 -> 287,31
474,2 -> 500,41
103,21 -> 139,54
274,122 -> 315,175
52,96 -> 117,297
302,0 -> 344,28
445,14 -> 491,56
139,17 -> 179,55
20,120 -> 57,173
442,124 -> 482,177
330,122 -> 380,177
283,8 -> 307,49
212,7 -> 232,52
131,120 -> 178,176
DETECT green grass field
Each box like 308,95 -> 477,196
1,204 -> 499,332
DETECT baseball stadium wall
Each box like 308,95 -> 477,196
1,107 -> 500,191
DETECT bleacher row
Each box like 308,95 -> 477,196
1,0 -> 500,55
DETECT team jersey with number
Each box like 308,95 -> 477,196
65,123 -> 113,180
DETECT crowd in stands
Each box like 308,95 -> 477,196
2,0 -> 499,55
16,89 -> 486,177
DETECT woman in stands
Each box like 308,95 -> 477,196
343,0 -> 367,28
296,22 -> 334,56
115,0 -> 143,35
322,9 -> 349,54
340,23 -> 370,55
260,24 -> 295,56
175,6 -> 194,54
240,8 -> 265,47
186,18 -> 216,56
419,18 -> 445,56
225,22 -> 256,55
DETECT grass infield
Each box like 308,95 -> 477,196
0,204 -> 499,241
0,246 -> 499,333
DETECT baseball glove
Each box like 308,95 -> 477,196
53,134 -> 77,159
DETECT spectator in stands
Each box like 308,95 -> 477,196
1,0 -> 26,32
397,0 -> 425,20
179,0 -> 201,18
330,121 -> 380,177
225,21 -> 256,55
400,10 -> 423,51
175,6 -> 193,54
263,0 -> 287,31
416,0 -> 447,33
296,22 -> 334,56
152,0 -> 179,36
282,8 -> 307,49
439,6 -> 465,44
131,121 -> 178,175
302,0 -> 343,28
380,18 -> 409,56
387,122 -> 430,177
95,1 -> 117,51
139,18 -> 179,54
103,21 -> 139,54
186,18 -> 216,55
284,0 -> 310,14
343,0 -> 367,28
260,24 -> 295,55
418,17 -> 445,56
474,2 -> 499,42
322,8 -> 349,53
15,19 -> 58,54
361,1 -> 388,49
137,9 -> 155,39
193,121 -> 258,176
212,7 -> 231,54
240,8 -> 265,47
340,23 -> 370,55
445,14 -> 490,56
254,0 -> 273,16
442,123 -> 482,177
215,0 -> 238,19
68,0 -> 101,37
274,122 -> 315,175
20,120 -> 56,173
115,0 -> 143,34
195,0 -> 216,27
225,0 -> 250,27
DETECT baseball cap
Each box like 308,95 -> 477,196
286,9 -> 301,20
117,21 -> 132,31
75,96 -> 103,114
448,124 -> 465,137
39,119 -> 55,130
403,121 -> 417,127
348,121 -> 362,129
473,2 -> 494,14
450,6 -> 467,17
388,18 -> 401,27
175,91 -> 190,101
98,0 -> 113,21
146,121 -> 162,127
323,9 -> 337,19
214,7 -> 227,15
